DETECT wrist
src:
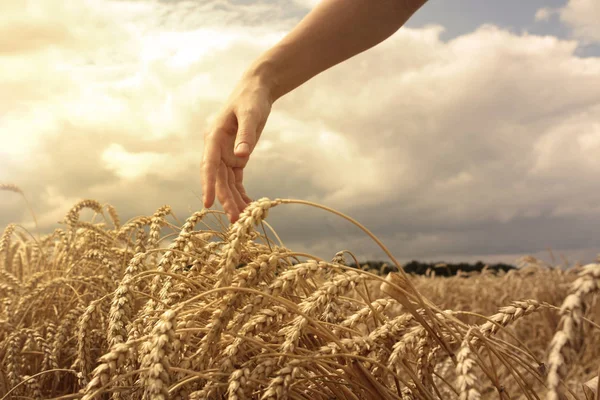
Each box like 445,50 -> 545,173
243,55 -> 283,104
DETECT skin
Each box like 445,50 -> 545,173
201,0 -> 428,223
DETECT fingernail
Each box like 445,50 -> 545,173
235,143 -> 250,154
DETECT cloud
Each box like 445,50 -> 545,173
293,0 -> 320,8
102,143 -> 176,180
0,1 -> 122,54
547,0 -> 600,43
1,1 -> 600,266
534,8 -> 554,22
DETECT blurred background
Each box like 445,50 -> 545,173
1,0 -> 599,265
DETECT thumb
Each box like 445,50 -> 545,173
234,111 -> 258,158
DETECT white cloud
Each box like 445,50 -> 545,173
555,0 -> 600,43
529,106 -> 600,180
293,0 -> 320,9
102,143 -> 173,180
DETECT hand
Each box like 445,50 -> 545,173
201,74 -> 273,223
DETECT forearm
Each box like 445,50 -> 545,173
245,0 -> 427,102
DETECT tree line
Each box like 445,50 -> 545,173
347,260 -> 516,276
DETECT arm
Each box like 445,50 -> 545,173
202,0 -> 427,222
246,0 -> 428,102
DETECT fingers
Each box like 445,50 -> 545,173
233,167 -> 252,205
215,165 -> 248,224
201,139 -> 220,209
216,161 -> 239,222
203,106 -> 260,221
234,110 -> 258,158
227,168 -> 248,222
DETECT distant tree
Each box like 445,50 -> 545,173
346,259 -> 516,277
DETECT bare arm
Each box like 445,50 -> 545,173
247,0 -> 428,102
202,0 -> 427,222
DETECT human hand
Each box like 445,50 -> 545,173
201,74 -> 273,223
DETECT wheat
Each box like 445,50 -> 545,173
479,299 -> 544,337
81,342 -> 133,400
547,263 -> 600,400
106,204 -> 121,230
0,183 -> 24,194
227,367 -> 250,400
107,252 -> 146,348
455,330 -> 481,400
261,359 -> 303,400
0,198 -> 598,399
140,309 -> 179,400
74,297 -> 105,378
66,200 -> 104,228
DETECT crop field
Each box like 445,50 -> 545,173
0,187 -> 598,399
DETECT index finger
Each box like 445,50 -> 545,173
201,138 -> 220,209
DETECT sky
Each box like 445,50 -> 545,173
1,0 -> 599,267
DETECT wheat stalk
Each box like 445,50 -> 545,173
547,263 -> 600,400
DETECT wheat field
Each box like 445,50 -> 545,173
0,186 -> 598,399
